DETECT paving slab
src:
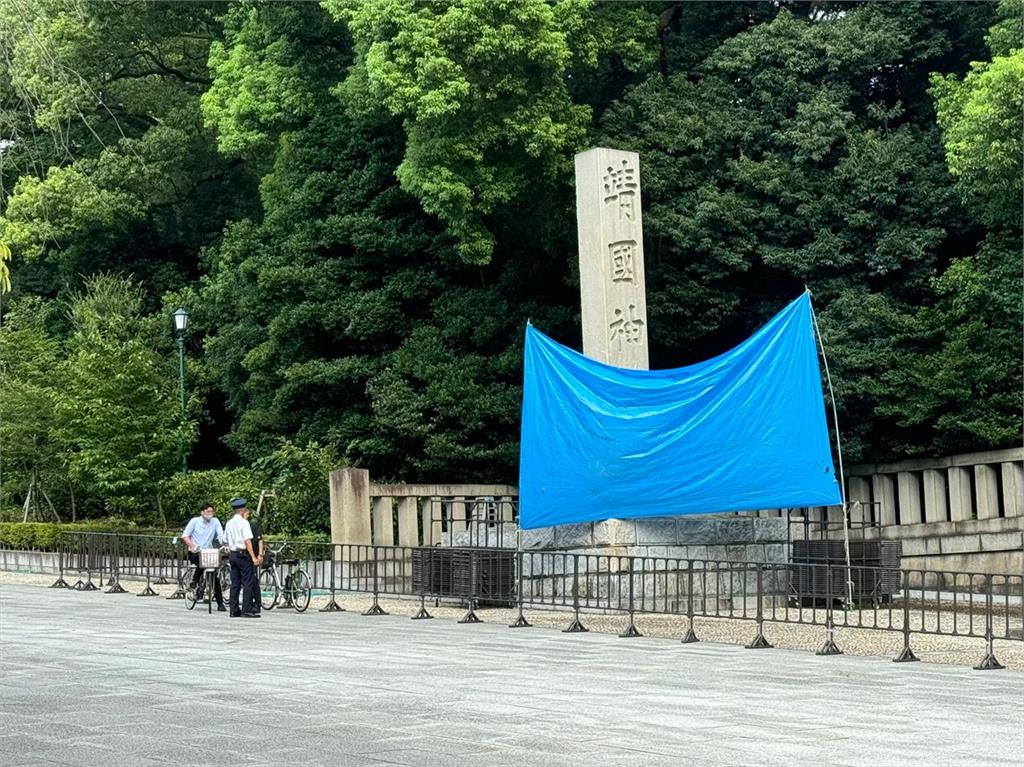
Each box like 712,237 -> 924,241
0,584 -> 1021,767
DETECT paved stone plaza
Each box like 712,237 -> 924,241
0,584 -> 1021,767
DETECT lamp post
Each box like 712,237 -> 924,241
173,307 -> 189,472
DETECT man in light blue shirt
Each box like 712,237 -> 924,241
181,503 -> 227,611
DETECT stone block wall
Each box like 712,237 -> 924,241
512,516 -> 790,610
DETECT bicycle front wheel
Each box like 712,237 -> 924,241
290,569 -> 311,613
184,566 -> 198,611
259,567 -> 279,610
217,562 -> 230,594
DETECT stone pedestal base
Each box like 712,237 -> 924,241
521,516 -> 789,565
445,516 -> 789,564
444,516 -> 790,608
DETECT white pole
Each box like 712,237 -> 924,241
808,292 -> 854,607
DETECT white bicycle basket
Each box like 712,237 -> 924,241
199,548 -> 220,569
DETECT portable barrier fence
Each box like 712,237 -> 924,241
45,532 -> 189,598
42,533 -> 1024,670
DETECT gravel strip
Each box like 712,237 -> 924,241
4,569 -> 1022,671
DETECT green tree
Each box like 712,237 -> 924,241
931,0 -> 1023,229
0,0 -> 254,300
892,0 -> 1024,455
0,296 -> 63,518
251,441 -> 339,536
56,274 -> 194,521
198,3 -> 534,481
600,3 -> 999,460
0,243 -> 11,293
324,0 -> 653,264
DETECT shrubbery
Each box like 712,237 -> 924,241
0,520 -> 169,551
0,519 -> 330,551
161,467 -> 266,529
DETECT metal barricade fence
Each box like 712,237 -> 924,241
49,532 -> 187,597
44,533 -> 1024,669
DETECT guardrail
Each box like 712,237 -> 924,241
41,533 -> 1023,671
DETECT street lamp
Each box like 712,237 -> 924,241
173,307 -> 189,472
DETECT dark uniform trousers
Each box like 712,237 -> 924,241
229,550 -> 256,616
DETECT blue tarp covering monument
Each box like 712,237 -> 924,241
518,292 -> 841,529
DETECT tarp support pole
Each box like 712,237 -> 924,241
809,295 -> 854,607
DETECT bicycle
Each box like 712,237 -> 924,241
183,548 -> 230,612
258,543 -> 311,613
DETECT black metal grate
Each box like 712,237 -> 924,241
411,547 -> 515,605
791,540 -> 902,604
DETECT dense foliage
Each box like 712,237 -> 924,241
0,1 -> 1019,532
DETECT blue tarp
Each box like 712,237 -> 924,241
518,292 -> 841,529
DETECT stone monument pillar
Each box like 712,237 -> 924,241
574,148 -> 649,370
556,148 -> 790,577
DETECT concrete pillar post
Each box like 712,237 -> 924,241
948,467 -> 974,522
871,475 -> 897,527
922,469 -> 948,524
452,497 -> 467,533
396,497 -> 419,547
419,499 -> 434,545
371,496 -> 394,546
897,472 -> 922,525
974,465 -> 1000,520
329,468 -> 371,545
847,476 -> 871,525
1000,462 -> 1023,518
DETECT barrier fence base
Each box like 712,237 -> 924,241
458,606 -> 482,624
563,616 -> 588,633
745,629 -> 773,649
362,597 -> 388,616
411,596 -> 432,620
49,577 -> 70,589
974,652 -> 1005,671
105,580 -> 128,594
680,626 -> 699,644
319,596 -> 345,613
619,616 -> 642,638
816,638 -> 843,656
76,576 -> 98,591
893,646 -> 920,663
509,611 -> 531,629
137,583 -> 159,597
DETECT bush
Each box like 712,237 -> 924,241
0,520 -> 170,551
161,467 -> 266,529
252,441 -> 340,538
0,522 -> 39,549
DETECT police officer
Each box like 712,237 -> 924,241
224,498 -> 260,618
248,508 -> 265,615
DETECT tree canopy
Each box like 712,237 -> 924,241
0,0 -> 1019,528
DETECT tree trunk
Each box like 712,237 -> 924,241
22,480 -> 32,523
155,488 -> 167,529
39,482 -> 61,523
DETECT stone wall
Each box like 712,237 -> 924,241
853,516 -> 1024,575
783,448 -> 1024,575
0,549 -> 60,573
789,447 -> 1024,529
513,517 -> 790,609
330,448 -> 1024,576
